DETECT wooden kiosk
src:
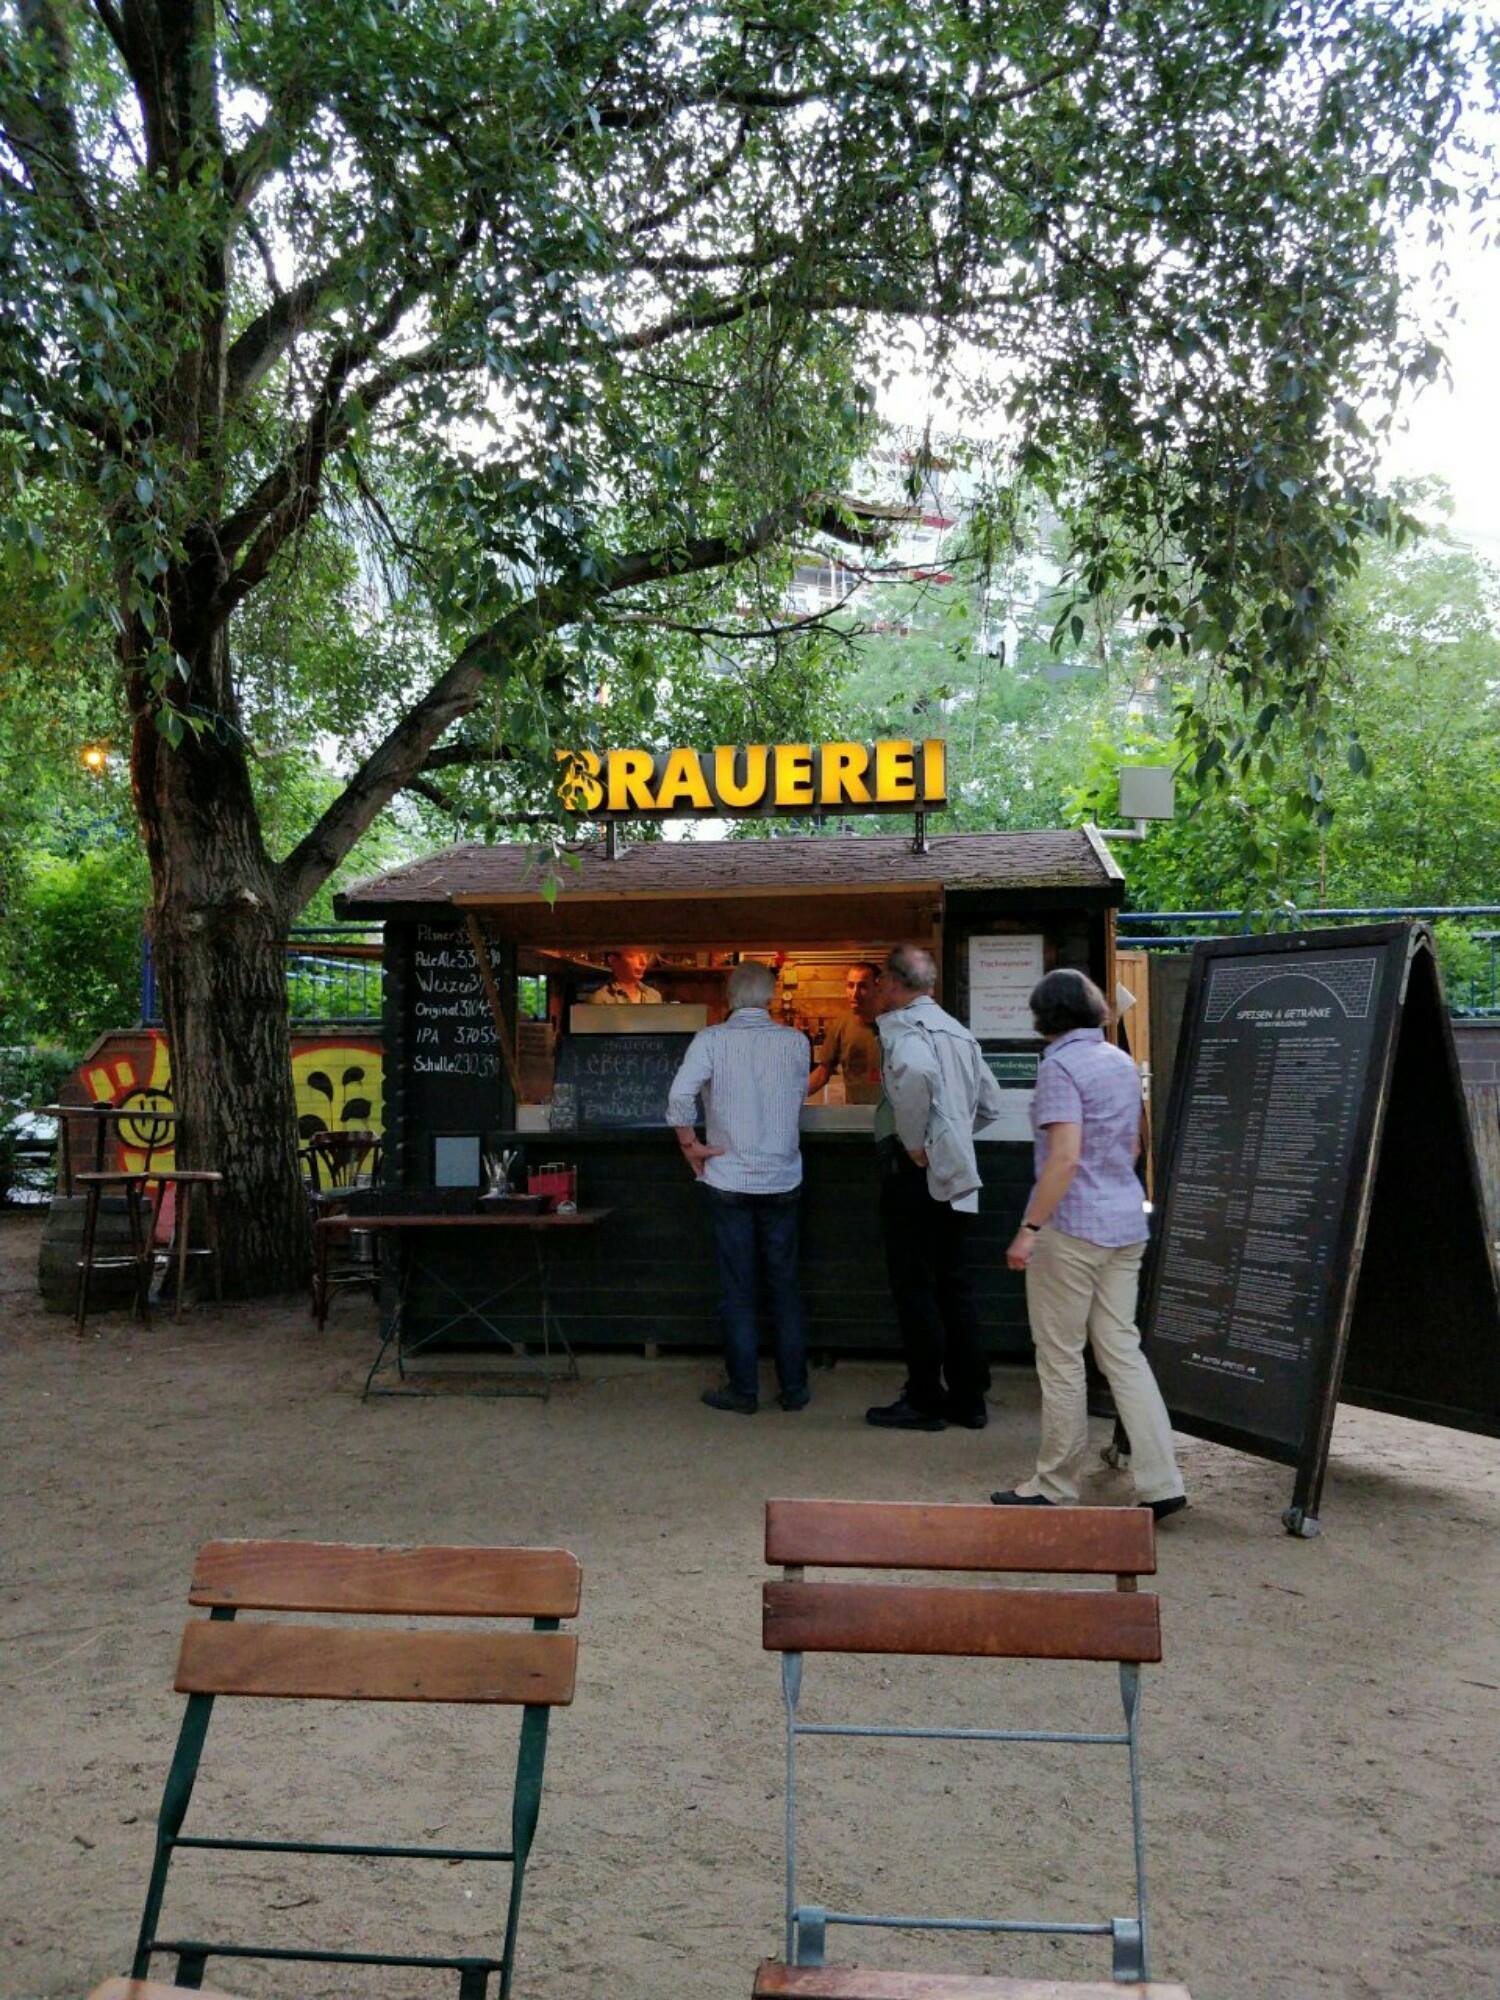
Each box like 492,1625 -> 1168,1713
336,821 -> 1125,1363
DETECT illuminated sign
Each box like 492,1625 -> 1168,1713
555,740 -> 947,818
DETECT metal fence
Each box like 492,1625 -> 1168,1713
141,925 -> 384,1026
1117,906 -> 1500,1016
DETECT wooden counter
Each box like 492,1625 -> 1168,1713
390,1130 -> 1035,1358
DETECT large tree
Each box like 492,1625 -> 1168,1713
0,0 -> 1490,1289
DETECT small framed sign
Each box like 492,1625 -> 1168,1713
984,1051 -> 1040,1087
432,1132 -> 482,1188
968,935 -> 1044,1038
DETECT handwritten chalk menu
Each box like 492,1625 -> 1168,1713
553,1032 -> 695,1130
410,921 -> 501,1079
968,935 -> 1044,1038
1145,946 -> 1385,1449
400,920 -> 504,1151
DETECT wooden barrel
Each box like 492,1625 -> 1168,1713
37,1195 -> 142,1315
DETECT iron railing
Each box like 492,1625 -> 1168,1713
1118,905 -> 1500,1016
141,925 -> 384,1026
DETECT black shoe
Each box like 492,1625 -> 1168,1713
942,1399 -> 989,1430
866,1398 -> 946,1431
702,1386 -> 757,1415
1141,1495 -> 1188,1521
990,1489 -> 1054,1506
778,1387 -> 811,1411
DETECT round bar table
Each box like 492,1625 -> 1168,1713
41,1103 -> 178,1195
73,1169 -> 223,1333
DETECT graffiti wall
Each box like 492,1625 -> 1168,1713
68,1030 -> 384,1172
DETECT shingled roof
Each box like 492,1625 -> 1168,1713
337,828 -> 1122,916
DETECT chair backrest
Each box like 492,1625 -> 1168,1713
178,1539 -> 580,1706
763,1499 -> 1159,1664
762,1500 -> 1161,1984
302,1131 -> 382,1192
131,1539 -> 582,2000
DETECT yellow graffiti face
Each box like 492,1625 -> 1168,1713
77,1033 -> 383,1171
291,1041 -> 383,1142
84,1033 -> 177,1172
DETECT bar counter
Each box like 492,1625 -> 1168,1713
394,1128 -> 1035,1358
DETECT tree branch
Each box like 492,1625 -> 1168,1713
604,594 -> 865,641
402,773 -> 474,817
213,197 -> 483,616
419,740 -> 519,771
88,0 -> 130,67
3,1 -> 96,227
276,495 -> 865,912
225,262 -> 346,405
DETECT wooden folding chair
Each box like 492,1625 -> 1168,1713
128,1539 -> 580,2000
755,1500 -> 1192,2000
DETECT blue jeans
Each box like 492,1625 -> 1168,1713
705,1186 -> 808,1402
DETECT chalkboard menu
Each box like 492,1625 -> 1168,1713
553,1031 -> 695,1130
401,919 -> 505,1149
1141,923 -> 1500,1534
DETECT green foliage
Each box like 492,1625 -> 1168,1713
1,0 -> 1494,873
0,1043 -> 75,1203
809,488 -> 1500,936
0,847 -> 148,1048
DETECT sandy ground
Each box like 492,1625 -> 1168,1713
2,1211 -> 1498,2000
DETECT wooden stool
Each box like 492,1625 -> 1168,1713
74,1170 -> 223,1333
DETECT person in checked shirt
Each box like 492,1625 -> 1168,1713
667,959 -> 812,1415
991,968 -> 1187,1520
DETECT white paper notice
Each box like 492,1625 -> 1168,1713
968,935 -> 1045,1038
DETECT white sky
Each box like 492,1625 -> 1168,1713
1385,232 -> 1500,558
880,198 -> 1500,565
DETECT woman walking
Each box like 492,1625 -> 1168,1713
991,969 -> 1187,1519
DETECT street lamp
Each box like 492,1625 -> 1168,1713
80,742 -> 110,775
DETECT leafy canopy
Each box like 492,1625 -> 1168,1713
0,0 -> 1495,903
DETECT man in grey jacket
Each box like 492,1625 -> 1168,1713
867,944 -> 1006,1431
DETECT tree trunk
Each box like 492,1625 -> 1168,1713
132,628 -> 310,1296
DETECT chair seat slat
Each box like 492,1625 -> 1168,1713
175,1620 -> 578,1704
90,1983 -> 254,2000
753,1963 -> 1192,1998
762,1581 -> 1161,1664
188,1540 -> 581,1617
765,1501 -> 1155,1577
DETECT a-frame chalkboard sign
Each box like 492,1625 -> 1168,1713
1139,922 -> 1500,1536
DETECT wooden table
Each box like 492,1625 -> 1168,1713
314,1206 -> 612,1398
73,1169 -> 223,1332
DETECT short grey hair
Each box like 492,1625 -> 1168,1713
884,944 -> 937,993
727,960 -> 777,1010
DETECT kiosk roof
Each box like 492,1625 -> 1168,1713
337,828 -> 1123,917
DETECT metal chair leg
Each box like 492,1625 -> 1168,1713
174,1183 -> 193,1321
128,1180 -> 153,1326
76,1181 -> 100,1336
206,1184 -> 222,1301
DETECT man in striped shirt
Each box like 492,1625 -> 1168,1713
667,960 -> 812,1414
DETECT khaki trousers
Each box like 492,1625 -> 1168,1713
1020,1227 -> 1184,1507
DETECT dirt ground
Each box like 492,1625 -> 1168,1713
2,1211 -> 1498,2000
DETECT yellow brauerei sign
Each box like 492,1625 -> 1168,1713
556,739 -> 947,818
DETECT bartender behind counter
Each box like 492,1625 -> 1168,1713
807,962 -> 883,1103
591,946 -> 663,1004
